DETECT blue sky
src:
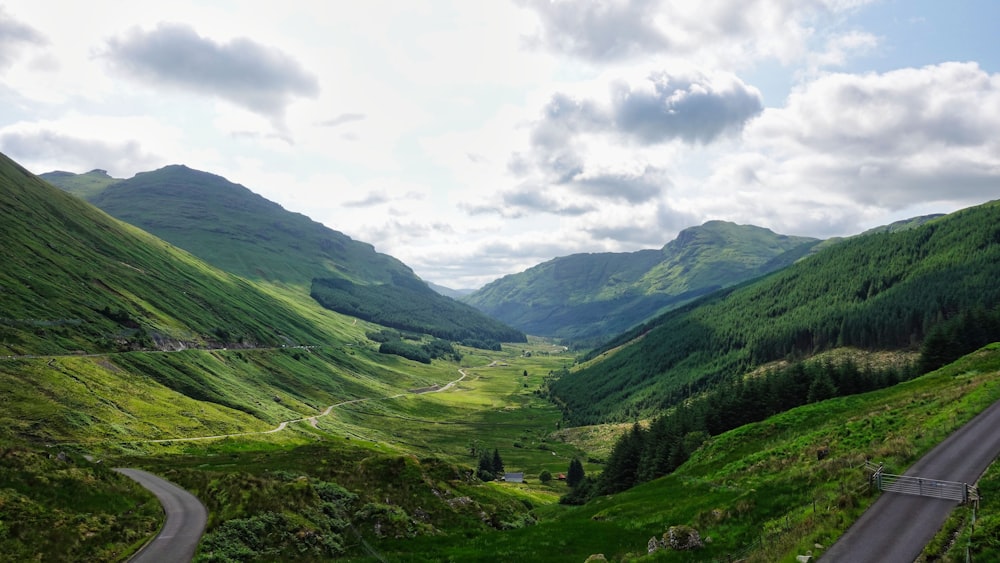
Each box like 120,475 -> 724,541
1,1 -> 999,288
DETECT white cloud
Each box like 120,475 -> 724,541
104,22 -> 318,120
0,6 -> 46,68
475,68 -> 761,218
0,116 -> 183,176
700,62 -> 1000,235
517,0 -> 878,67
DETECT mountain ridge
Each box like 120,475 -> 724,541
463,220 -> 820,344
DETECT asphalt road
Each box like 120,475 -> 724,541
114,468 -> 207,563
821,398 -> 1000,562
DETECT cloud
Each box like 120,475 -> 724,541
529,70 -> 762,150
480,69 -> 760,218
343,191 -> 391,208
0,129 -> 161,176
104,22 -> 318,118
0,7 -> 46,67
518,0 -> 877,66
702,62 -> 1000,235
611,71 -> 764,144
572,166 -> 668,204
517,0 -> 669,62
807,30 -> 878,71
318,113 -> 366,128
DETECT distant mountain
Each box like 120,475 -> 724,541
44,165 -> 524,347
463,221 -> 820,344
427,281 -> 476,299
551,202 -> 1000,424
40,168 -> 119,200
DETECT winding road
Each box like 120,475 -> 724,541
110,369 -> 470,561
143,369 -> 468,444
822,398 -> 1000,562
114,469 -> 207,563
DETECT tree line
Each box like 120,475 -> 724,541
311,272 -> 526,350
585,307 -> 1000,499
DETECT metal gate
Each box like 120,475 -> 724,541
868,461 -> 980,504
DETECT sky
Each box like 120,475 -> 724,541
2,1 -> 999,289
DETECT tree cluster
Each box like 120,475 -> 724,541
375,336 -> 460,364
586,356 -> 919,500
311,273 -> 526,349
476,449 -> 505,482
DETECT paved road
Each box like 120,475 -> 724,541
822,398 -> 1000,562
114,468 -> 207,563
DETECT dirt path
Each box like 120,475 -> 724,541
142,369 -> 468,444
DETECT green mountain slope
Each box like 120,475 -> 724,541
45,165 -> 525,346
0,155 -> 337,355
79,165 -> 414,287
1,151 -> 474,441
551,200 -> 1000,424
464,221 -> 819,344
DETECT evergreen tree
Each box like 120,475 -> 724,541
807,370 -> 837,403
477,450 -> 495,481
566,458 -> 585,487
599,423 -> 644,494
491,449 -> 505,475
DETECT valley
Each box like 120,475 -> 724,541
3,152 -> 1000,562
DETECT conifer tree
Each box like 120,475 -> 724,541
491,448 -> 504,475
567,458 -> 585,487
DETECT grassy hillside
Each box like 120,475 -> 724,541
552,201 -> 1000,424
464,221 -> 818,345
45,165 -> 524,347
80,165 -> 415,288
0,154 -> 344,356
0,443 -> 162,561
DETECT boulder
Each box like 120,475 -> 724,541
666,525 -> 703,550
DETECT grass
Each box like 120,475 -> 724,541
919,442 -> 1000,561
0,445 -> 161,562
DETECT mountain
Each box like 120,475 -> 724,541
550,201 -> 1000,424
2,151 -> 514,444
428,281 -> 476,299
0,155 -> 337,356
44,165 -> 525,347
463,221 -> 820,344
39,168 -> 119,199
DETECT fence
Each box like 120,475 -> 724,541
867,461 -> 980,504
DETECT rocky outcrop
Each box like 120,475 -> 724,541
648,524 -> 704,554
